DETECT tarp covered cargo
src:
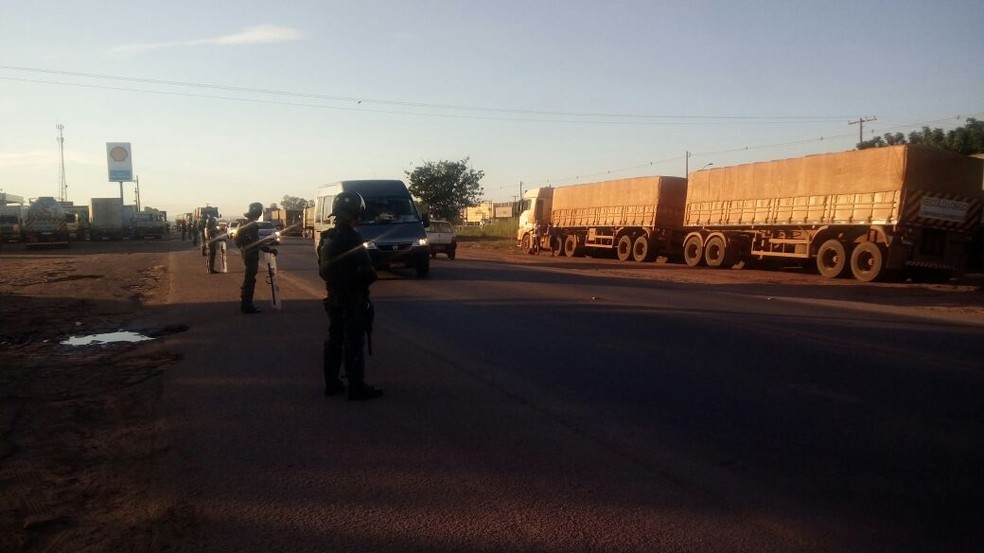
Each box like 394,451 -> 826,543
685,145 -> 984,230
551,176 -> 688,229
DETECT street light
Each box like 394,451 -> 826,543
700,162 -> 714,170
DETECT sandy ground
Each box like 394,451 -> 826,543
0,245 -> 190,552
1,238 -> 981,551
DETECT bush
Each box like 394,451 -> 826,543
455,219 -> 516,239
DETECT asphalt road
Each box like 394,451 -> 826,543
158,236 -> 984,552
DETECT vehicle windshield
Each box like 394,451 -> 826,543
359,196 -> 421,224
429,222 -> 452,233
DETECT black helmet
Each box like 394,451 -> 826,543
245,202 -> 263,219
331,191 -> 365,223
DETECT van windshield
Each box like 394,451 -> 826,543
360,196 -> 421,224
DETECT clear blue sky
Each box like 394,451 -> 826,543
2,0 -> 982,219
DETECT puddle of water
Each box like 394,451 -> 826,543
60,331 -> 154,346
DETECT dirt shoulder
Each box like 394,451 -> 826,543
0,242 -> 188,552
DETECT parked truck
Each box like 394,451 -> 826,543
61,203 -> 90,240
302,205 -> 316,238
519,145 -> 984,282
518,176 -> 688,261
267,207 -> 303,235
681,145 -> 983,282
23,197 -> 70,248
0,206 -> 24,243
90,197 -> 126,240
132,209 -> 167,239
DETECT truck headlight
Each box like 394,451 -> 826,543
364,241 -> 377,250
418,238 -> 429,246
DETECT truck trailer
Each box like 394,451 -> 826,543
518,145 -> 983,282
517,176 -> 688,261
681,145 -> 983,282
89,197 -> 125,240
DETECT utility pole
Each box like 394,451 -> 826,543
135,175 -> 141,211
849,116 -> 877,144
685,150 -> 691,176
519,181 -> 524,201
56,124 -> 67,202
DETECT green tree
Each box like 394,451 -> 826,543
406,158 -> 485,222
281,195 -> 310,211
857,118 -> 984,154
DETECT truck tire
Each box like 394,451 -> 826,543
816,239 -> 848,278
850,242 -> 885,282
617,235 -> 633,261
521,234 -> 533,254
563,235 -> 579,257
704,236 -> 731,268
632,236 -> 653,262
683,235 -> 704,267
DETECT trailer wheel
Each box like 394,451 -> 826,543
816,239 -> 848,278
521,233 -> 533,254
704,236 -> 732,268
563,235 -> 579,257
850,242 -> 886,282
683,235 -> 704,267
632,236 -> 653,262
617,235 -> 633,261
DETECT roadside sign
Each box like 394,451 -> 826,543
107,142 -> 133,182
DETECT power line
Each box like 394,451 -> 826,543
0,64 -> 852,123
501,112 -> 984,195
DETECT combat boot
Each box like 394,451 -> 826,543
345,351 -> 382,401
323,340 -> 345,396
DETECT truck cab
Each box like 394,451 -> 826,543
516,187 -> 553,251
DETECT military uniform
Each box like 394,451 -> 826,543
236,203 -> 275,314
205,215 -> 220,273
318,192 -> 382,400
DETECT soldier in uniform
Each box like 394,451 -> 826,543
204,214 -> 220,273
317,191 -> 383,401
236,202 -> 277,314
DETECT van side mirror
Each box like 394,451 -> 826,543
422,213 -> 430,228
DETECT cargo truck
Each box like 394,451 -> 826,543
681,145 -> 983,282
89,197 -> 125,240
518,145 -> 984,282
61,204 -> 90,240
302,205 -> 316,238
0,206 -> 24,243
517,176 -> 688,261
267,207 -> 303,235
23,197 -> 70,248
132,209 -> 166,239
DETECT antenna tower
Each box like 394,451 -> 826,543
56,124 -> 68,201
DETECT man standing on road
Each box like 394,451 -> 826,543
205,214 -> 220,274
317,191 -> 383,401
236,202 -> 276,314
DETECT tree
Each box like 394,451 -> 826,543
857,118 -> 984,154
406,158 -> 485,222
281,195 -> 310,211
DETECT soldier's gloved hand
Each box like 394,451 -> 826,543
269,248 -> 279,256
